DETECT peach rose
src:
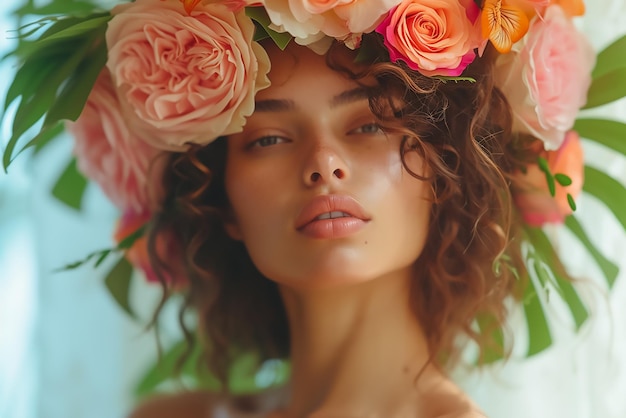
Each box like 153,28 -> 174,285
114,210 -> 186,286
68,69 -> 163,213
512,131 -> 584,226
376,0 -> 481,76
106,0 -> 270,151
263,0 -> 398,47
494,5 -> 594,150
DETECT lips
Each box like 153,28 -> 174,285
295,195 -> 371,230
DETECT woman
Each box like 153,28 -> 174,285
133,38 -> 514,416
2,0 -> 598,416
127,15 -> 532,416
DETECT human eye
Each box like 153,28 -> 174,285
249,135 -> 288,149
350,122 -> 383,135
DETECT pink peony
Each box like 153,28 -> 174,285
494,5 -> 595,150
375,0 -> 481,77
512,131 -> 584,226
68,69 -> 164,213
114,209 -> 186,286
263,0 -> 398,48
106,0 -> 270,151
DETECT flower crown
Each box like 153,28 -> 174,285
2,0 -> 626,371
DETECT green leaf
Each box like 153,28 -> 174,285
32,122 -> 64,154
246,6 -> 292,50
434,76 -> 477,83
94,249 -> 112,268
522,272 -> 552,356
3,36 -> 94,169
134,339 -> 188,396
104,257 -> 137,319
553,273 -> 588,330
13,1 -> 101,17
555,174 -> 572,187
45,40 -> 107,124
4,51 -> 62,112
135,338 -> 221,396
228,352 -> 264,394
574,118 -> 626,156
583,166 -> 626,231
51,158 -> 88,210
567,194 -> 576,212
180,341 -> 222,391
2,12 -> 110,170
9,15 -> 106,59
564,216 -> 619,289
117,226 -> 146,250
54,250 -> 106,272
525,227 -> 589,330
475,314 -> 505,364
537,156 -> 549,172
583,67 -> 626,109
593,34 -> 626,79
36,14 -> 110,45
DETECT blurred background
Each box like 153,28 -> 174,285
1,1 -> 625,418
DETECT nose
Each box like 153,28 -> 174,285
302,143 -> 349,187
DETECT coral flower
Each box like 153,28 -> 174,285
512,131 -> 584,226
180,0 -> 202,14
481,0 -> 530,53
106,0 -> 271,150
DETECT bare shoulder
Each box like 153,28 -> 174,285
127,386 -> 289,418
127,391 -> 217,418
417,372 -> 486,418
434,409 -> 487,418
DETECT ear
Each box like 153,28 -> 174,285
222,209 -> 243,241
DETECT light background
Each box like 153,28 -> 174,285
0,1 -> 625,417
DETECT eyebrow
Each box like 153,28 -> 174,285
253,87 -> 372,113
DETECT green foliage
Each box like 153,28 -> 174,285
2,12 -> 110,171
12,0 -> 103,17
583,33 -> 626,109
525,227 -> 589,331
104,256 -> 137,319
574,118 -> 626,156
475,314 -> 506,364
583,166 -> 626,231
522,271 -> 552,356
55,223 -> 145,272
51,158 -> 88,210
564,216 -> 619,289
247,6 -> 292,50
583,67 -> 626,110
134,337 -> 290,397
592,34 -> 626,80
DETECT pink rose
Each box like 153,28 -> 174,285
106,0 -> 270,151
263,0 -> 398,47
512,131 -> 584,226
494,5 -> 594,150
68,69 -> 164,213
375,0 -> 481,77
114,209 -> 186,287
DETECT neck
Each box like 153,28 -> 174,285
277,268 -> 439,417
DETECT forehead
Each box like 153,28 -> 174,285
257,42 -> 365,100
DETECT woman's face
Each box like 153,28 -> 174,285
225,44 -> 432,290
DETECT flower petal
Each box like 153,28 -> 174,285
482,0 -> 530,53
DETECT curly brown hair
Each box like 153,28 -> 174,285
147,37 -> 533,386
